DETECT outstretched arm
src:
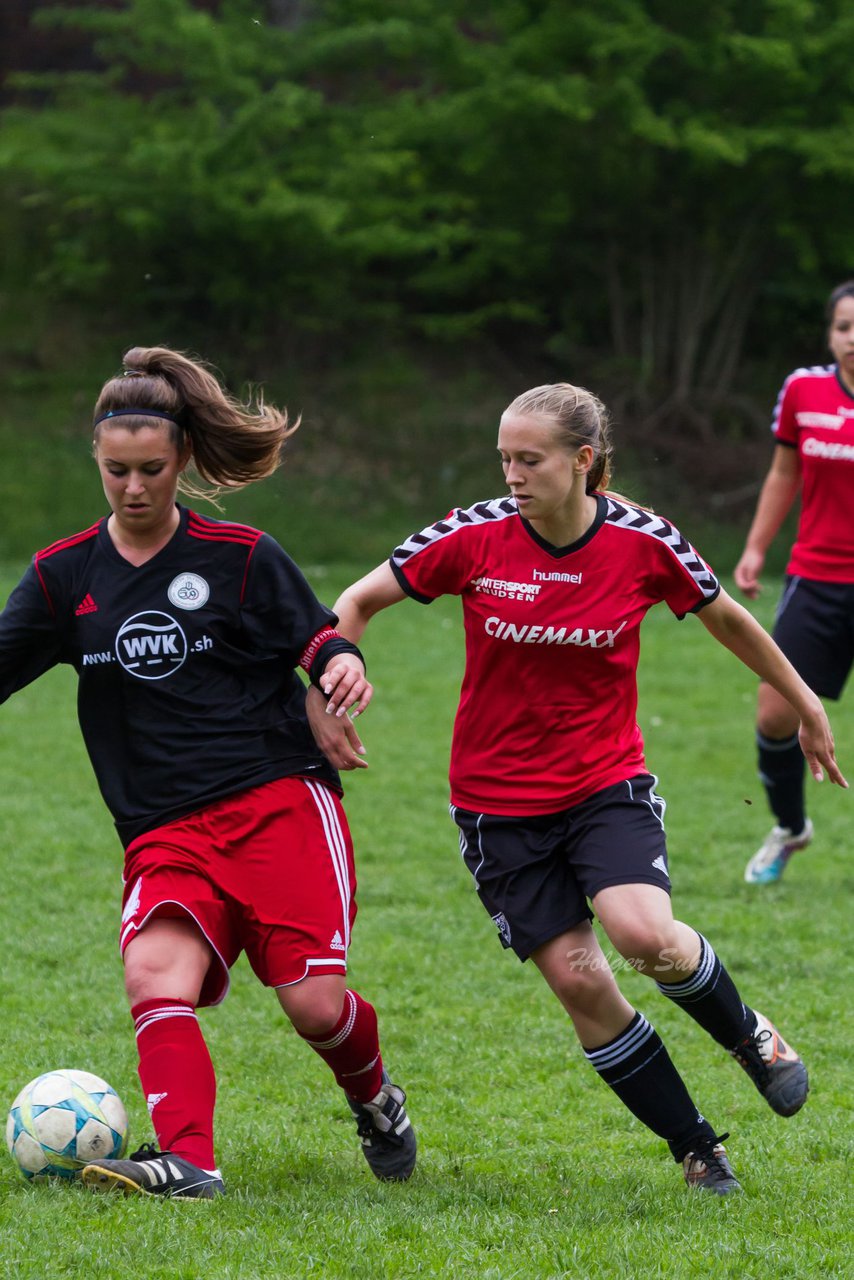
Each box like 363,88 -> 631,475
333,563 -> 409,643
733,446 -> 801,599
698,589 -> 847,787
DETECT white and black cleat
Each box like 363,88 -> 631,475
347,1072 -> 416,1182
82,1143 -> 224,1198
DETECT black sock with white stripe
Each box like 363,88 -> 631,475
656,933 -> 756,1050
583,1011 -> 717,1162
758,731 -> 806,832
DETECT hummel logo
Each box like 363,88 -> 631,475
329,930 -> 346,951
651,855 -> 668,875
75,593 -> 98,616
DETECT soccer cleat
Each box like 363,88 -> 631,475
81,1143 -> 224,1198
683,1134 -> 742,1195
744,819 -> 813,884
347,1072 -> 416,1182
731,1011 -> 809,1116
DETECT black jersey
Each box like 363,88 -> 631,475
0,506 -> 341,845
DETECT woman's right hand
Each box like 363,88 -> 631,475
305,685 -> 369,771
733,547 -> 765,599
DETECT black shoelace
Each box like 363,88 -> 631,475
128,1142 -> 167,1162
733,1033 -> 770,1086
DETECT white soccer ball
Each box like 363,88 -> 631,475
5,1069 -> 128,1181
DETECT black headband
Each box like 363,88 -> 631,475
94,408 -> 182,427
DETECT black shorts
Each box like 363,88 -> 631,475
773,576 -> 854,700
452,774 -> 671,962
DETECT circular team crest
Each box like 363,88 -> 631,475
167,572 -> 210,611
116,612 -> 187,680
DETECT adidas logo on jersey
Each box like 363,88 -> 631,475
329,930 -> 346,951
75,593 -> 98,615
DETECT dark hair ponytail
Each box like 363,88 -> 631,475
93,346 -> 296,502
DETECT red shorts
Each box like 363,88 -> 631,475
120,777 -> 357,1006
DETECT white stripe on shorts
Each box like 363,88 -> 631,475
304,779 -> 352,949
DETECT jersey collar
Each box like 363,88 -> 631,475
518,493 -> 608,558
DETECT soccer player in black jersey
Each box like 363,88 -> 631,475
0,346 -> 415,1198
312,382 -> 846,1195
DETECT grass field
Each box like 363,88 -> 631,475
0,562 -> 851,1279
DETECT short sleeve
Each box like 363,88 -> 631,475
647,521 -> 721,620
772,372 -> 799,447
0,562 -> 64,701
390,500 -> 513,602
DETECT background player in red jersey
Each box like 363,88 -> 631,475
310,382 -> 846,1195
735,280 -> 854,883
0,346 -> 415,1197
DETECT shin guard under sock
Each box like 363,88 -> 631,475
299,989 -> 384,1102
757,731 -> 806,832
656,934 -> 756,1051
132,998 -> 217,1170
583,1011 -> 717,1162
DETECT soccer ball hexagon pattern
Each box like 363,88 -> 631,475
6,1069 -> 128,1180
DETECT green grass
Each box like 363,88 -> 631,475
0,565 -> 851,1279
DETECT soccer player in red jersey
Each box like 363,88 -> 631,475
0,347 -> 415,1197
735,280 -> 854,883
311,382 -> 846,1195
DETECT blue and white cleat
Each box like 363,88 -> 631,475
744,819 -> 813,884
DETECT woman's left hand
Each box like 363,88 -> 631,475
320,654 -> 374,719
798,707 -> 848,788
700,589 -> 848,789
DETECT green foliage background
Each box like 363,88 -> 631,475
1,8 -> 853,1268
2,0 -> 853,544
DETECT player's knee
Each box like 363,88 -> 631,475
757,712 -> 800,739
123,937 -> 206,1005
287,1006 -> 342,1038
277,984 -> 345,1037
609,924 -> 675,974
123,954 -> 193,1004
552,959 -> 615,1016
757,687 -> 800,739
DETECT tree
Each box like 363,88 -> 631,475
2,0 -> 853,427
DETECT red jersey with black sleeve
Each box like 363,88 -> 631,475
772,363 -> 854,581
389,495 -> 720,816
0,506 -> 345,846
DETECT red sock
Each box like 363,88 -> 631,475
132,998 -> 217,1170
300,990 -> 384,1102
